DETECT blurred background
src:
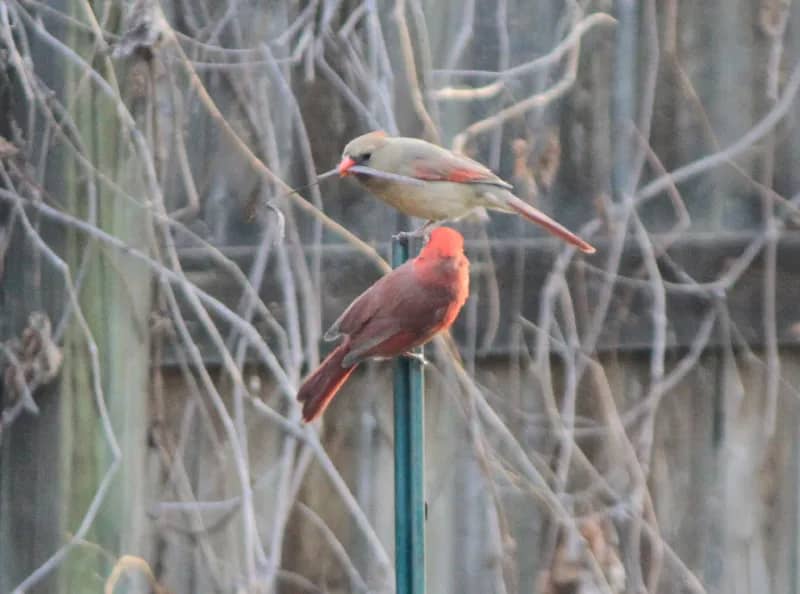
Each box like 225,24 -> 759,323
2,0 -> 800,593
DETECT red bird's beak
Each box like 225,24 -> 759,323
338,156 -> 356,177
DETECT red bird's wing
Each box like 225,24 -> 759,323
344,287 -> 456,366
411,152 -> 513,190
323,264 -> 410,341
326,262 -> 459,366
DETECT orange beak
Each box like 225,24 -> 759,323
338,156 -> 356,177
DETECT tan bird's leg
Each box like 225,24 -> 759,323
393,220 -> 437,241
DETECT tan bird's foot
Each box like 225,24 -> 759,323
393,220 -> 436,242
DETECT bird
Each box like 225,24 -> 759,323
297,226 -> 470,422
337,131 -> 595,254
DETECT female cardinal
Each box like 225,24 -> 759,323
338,131 -> 595,254
297,227 -> 469,422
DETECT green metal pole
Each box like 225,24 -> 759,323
392,235 -> 426,594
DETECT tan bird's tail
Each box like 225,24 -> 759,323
499,192 -> 596,254
297,339 -> 358,422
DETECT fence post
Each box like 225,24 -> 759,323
392,234 -> 426,594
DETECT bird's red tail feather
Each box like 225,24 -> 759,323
502,193 -> 596,254
297,340 -> 358,422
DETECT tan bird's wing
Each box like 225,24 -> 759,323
410,151 -> 513,189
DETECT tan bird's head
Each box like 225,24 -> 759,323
338,131 -> 390,176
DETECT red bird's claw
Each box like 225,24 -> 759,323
402,352 -> 428,366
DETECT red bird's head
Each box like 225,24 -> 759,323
338,130 -> 389,176
415,226 -> 470,317
420,227 -> 464,259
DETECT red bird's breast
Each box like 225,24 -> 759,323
413,253 -> 470,335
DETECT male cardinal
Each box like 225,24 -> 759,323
338,131 -> 595,254
297,227 -> 469,422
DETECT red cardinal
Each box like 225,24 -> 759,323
297,227 -> 470,422
338,131 -> 595,254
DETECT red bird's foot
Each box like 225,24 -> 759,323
402,352 -> 428,366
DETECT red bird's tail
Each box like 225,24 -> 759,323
297,339 -> 358,422
500,192 -> 596,254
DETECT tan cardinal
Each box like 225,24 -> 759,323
297,227 -> 469,422
338,131 -> 595,254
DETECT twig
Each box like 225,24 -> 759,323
392,0 -> 440,144
636,60 -> 800,204
452,39 -> 581,153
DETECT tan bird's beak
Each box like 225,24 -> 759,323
338,156 -> 356,176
